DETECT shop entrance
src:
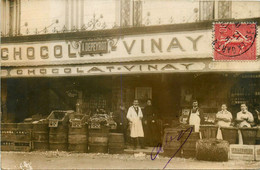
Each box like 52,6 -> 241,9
3,73 -> 259,124
1,74 -> 183,123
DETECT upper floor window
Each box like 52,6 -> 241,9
218,1 -> 232,19
199,0 -> 232,21
120,0 -> 142,27
1,0 -> 259,37
1,0 -> 21,36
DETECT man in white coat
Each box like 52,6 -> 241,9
127,99 -> 145,149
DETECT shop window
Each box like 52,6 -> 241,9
135,87 -> 152,108
120,0 -> 142,27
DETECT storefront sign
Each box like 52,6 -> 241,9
2,59 -> 260,78
1,30 -> 213,66
80,40 -> 108,55
1,62 -> 206,77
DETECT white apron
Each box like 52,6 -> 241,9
127,106 -> 144,138
189,110 -> 201,132
216,127 -> 223,140
216,118 -> 231,140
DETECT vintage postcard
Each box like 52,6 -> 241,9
1,0 -> 260,169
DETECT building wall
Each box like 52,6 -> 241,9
232,1 -> 260,19
2,0 -> 260,36
18,0 -> 119,35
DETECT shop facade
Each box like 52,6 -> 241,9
1,19 -> 260,146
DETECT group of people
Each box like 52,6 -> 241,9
188,100 -> 260,133
114,99 -> 159,149
216,103 -> 257,128
114,99 -> 260,149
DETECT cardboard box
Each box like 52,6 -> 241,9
229,144 -> 255,161
255,145 -> 260,161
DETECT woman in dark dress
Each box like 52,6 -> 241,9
143,99 -> 159,147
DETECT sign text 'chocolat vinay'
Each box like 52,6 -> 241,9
1,30 -> 212,66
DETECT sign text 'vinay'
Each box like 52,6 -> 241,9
1,30 -> 212,66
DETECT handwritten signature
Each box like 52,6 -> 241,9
150,127 -> 193,169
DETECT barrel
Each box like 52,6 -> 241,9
200,125 -> 218,139
220,127 -> 238,144
240,127 -> 258,145
1,123 -> 17,151
32,123 -> 49,150
256,128 -> 260,145
15,123 -> 32,151
108,133 -> 125,154
196,139 -> 229,162
162,128 -> 181,157
68,124 -> 88,153
88,127 -> 109,153
181,132 -> 200,149
180,131 -> 200,158
49,125 -> 68,151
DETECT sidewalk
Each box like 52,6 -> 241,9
1,151 -> 260,169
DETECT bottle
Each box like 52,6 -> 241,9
76,101 -> 82,114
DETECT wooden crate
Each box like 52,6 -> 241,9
229,144 -> 255,161
1,123 -> 17,141
255,145 -> 260,161
69,114 -> 87,128
1,141 -> 15,151
1,129 -> 16,141
14,142 -> 32,152
47,110 -> 72,127
15,130 -> 32,142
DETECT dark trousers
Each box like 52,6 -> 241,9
132,137 -> 145,148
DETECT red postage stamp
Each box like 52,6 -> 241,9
213,22 -> 257,61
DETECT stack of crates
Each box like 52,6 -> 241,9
1,123 -> 17,151
14,123 -> 32,151
1,123 -> 32,152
